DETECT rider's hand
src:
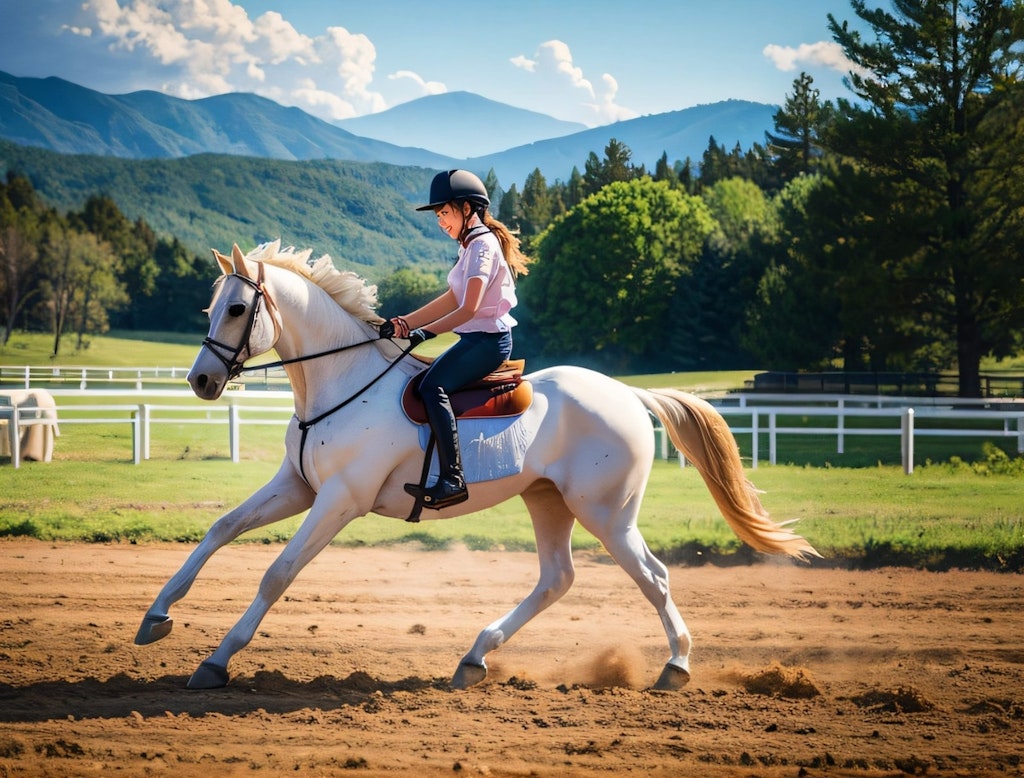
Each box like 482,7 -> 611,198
408,329 -> 436,347
378,320 -> 395,339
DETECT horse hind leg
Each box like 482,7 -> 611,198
595,524 -> 692,690
135,464 -> 314,646
452,481 -> 576,689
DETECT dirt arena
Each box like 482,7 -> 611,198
0,539 -> 1021,777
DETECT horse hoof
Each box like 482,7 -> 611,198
134,615 -> 173,645
187,661 -> 230,690
653,662 -> 691,691
451,661 -> 487,690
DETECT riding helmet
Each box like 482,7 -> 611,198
416,169 -> 490,211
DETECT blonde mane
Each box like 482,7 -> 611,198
244,240 -> 384,325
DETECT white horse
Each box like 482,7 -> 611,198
135,241 -> 819,691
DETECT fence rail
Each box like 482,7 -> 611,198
0,364 -> 290,391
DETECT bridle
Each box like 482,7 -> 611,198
201,263 -> 280,381
200,265 -> 417,485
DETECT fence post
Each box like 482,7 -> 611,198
901,408 -> 915,474
229,403 -> 240,463
140,404 -> 151,460
769,411 -> 777,465
750,410 -> 759,469
8,406 -> 21,469
131,408 -> 141,464
837,398 -> 845,454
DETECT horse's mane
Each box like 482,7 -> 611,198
245,240 -> 385,325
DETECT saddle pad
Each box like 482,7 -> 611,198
402,360 -> 533,424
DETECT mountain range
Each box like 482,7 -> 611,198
0,70 -> 778,188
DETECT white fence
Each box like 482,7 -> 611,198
3,379 -> 1024,470
657,393 -> 1024,473
0,364 -> 289,391
1,389 -> 294,467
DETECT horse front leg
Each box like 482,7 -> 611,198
134,463 -> 314,646
453,481 -> 576,689
186,479 -> 357,689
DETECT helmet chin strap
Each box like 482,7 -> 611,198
458,207 -> 488,247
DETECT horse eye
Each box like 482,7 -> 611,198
228,303 -> 246,317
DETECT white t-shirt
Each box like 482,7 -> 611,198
448,230 -> 518,333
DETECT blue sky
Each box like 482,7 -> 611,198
1,0 -> 866,128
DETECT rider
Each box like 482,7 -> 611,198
383,169 -> 530,509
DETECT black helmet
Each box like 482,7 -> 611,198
416,169 -> 489,211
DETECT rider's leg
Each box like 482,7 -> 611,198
404,331 -> 511,510
405,383 -> 467,508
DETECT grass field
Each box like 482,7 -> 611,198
2,331 -> 1023,570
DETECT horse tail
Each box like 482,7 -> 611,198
633,387 -> 820,561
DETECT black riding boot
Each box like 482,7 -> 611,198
404,387 -> 468,509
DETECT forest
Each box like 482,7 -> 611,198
2,1 -> 1023,396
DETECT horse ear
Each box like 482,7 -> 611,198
231,244 -> 253,279
213,249 -> 232,276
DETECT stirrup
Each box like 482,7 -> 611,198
404,477 -> 468,509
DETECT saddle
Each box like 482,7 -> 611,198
402,359 -> 532,525
401,359 -> 533,424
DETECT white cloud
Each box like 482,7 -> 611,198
71,0 -> 389,120
763,40 -> 864,77
536,40 -> 595,99
513,39 -> 635,126
509,54 -> 535,73
388,70 -> 446,96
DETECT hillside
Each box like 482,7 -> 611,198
0,70 -> 456,170
0,71 -> 779,189
0,140 -> 452,279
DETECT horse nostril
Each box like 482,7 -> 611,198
196,374 -> 208,390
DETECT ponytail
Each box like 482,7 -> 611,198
482,212 -> 531,278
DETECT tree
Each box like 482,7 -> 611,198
582,138 -> 637,195
497,182 -> 519,232
377,267 -> 446,315
0,175 -> 44,344
670,177 -> 774,369
40,224 -> 124,355
766,72 -> 833,182
518,168 -> 552,237
826,0 -> 1024,396
75,194 -> 159,329
524,178 -> 716,372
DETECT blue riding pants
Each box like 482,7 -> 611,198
417,330 -> 512,403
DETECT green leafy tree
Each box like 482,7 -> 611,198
743,175 -> 843,369
75,194 -> 160,329
146,237 -> 215,333
670,177 -> 774,369
826,0 -> 1024,396
36,220 -> 126,355
524,178 -> 716,371
377,267 -> 446,316
72,231 -> 128,349
0,175 -> 44,344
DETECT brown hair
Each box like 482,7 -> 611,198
481,211 -> 530,278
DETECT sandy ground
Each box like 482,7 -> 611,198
0,539 -> 1021,778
